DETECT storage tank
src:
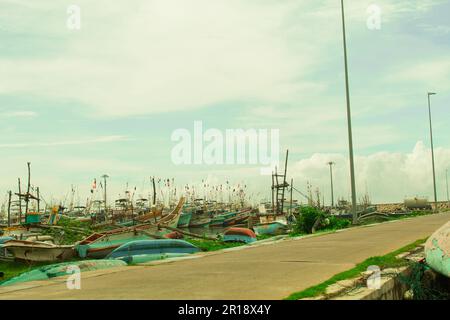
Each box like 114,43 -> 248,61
404,197 -> 432,210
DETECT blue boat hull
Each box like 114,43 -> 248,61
106,239 -> 200,259
253,222 -> 287,236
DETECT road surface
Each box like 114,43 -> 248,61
0,212 -> 449,299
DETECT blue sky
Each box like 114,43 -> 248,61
1,0 -> 449,206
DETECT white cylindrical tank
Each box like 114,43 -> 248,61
404,197 -> 430,209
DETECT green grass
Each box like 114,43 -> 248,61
186,239 -> 246,252
284,238 -> 427,300
40,217 -> 92,244
0,261 -> 49,282
256,234 -> 276,241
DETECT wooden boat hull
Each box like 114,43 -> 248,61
76,235 -> 150,259
177,212 -> 193,228
189,218 -> 210,228
1,240 -> 75,262
223,227 -> 256,244
211,212 -> 237,227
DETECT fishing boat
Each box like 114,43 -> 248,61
75,226 -> 156,259
0,236 -> 14,244
425,221 -> 450,278
189,218 -> 211,228
75,198 -> 186,259
0,240 -> 75,262
0,236 -> 15,261
223,227 -> 256,244
177,211 -> 192,228
252,221 -> 288,236
136,197 -> 185,228
210,212 -> 237,227
76,234 -> 150,259
133,209 -> 162,224
229,208 -> 252,225
1,259 -> 127,287
106,239 -> 200,260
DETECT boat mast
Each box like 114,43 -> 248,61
7,190 -> 12,227
17,178 -> 22,224
24,162 -> 31,217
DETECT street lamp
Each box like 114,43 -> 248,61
327,162 -> 335,207
446,168 -> 449,207
427,92 -> 437,210
340,0 -> 358,224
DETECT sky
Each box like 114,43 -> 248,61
0,0 -> 449,207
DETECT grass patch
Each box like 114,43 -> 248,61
256,234 -> 277,241
186,239 -> 245,252
0,261 -> 49,282
284,238 -> 427,300
40,217 -> 92,244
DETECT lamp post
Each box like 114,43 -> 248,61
328,162 -> 335,207
427,92 -> 437,210
446,168 -> 449,207
340,0 -> 357,224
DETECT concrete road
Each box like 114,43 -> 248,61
1,212 -> 449,300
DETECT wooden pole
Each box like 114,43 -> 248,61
36,187 -> 40,213
280,150 -> 289,215
271,171 -> 275,213
7,191 -> 12,227
152,177 -> 156,206
24,162 -> 31,217
18,178 -> 22,223
290,179 -> 293,216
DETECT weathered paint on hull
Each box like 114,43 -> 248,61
177,212 -> 193,228
189,218 -> 210,228
106,239 -> 200,259
253,222 -> 287,236
425,221 -> 450,278
223,235 -> 256,244
1,260 -> 127,287
76,235 -> 150,259
4,246 -> 75,262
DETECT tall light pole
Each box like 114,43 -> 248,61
427,92 -> 437,210
328,162 -> 335,207
340,0 -> 357,224
445,168 -> 449,203
101,174 -> 109,214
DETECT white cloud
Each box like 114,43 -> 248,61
0,0 -> 324,117
0,111 -> 37,118
386,57 -> 450,91
291,141 -> 450,204
0,135 -> 128,148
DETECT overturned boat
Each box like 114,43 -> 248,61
1,259 -> 127,286
76,197 -> 186,259
223,227 -> 256,244
106,239 -> 200,260
252,221 -> 288,236
425,221 -> 450,278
